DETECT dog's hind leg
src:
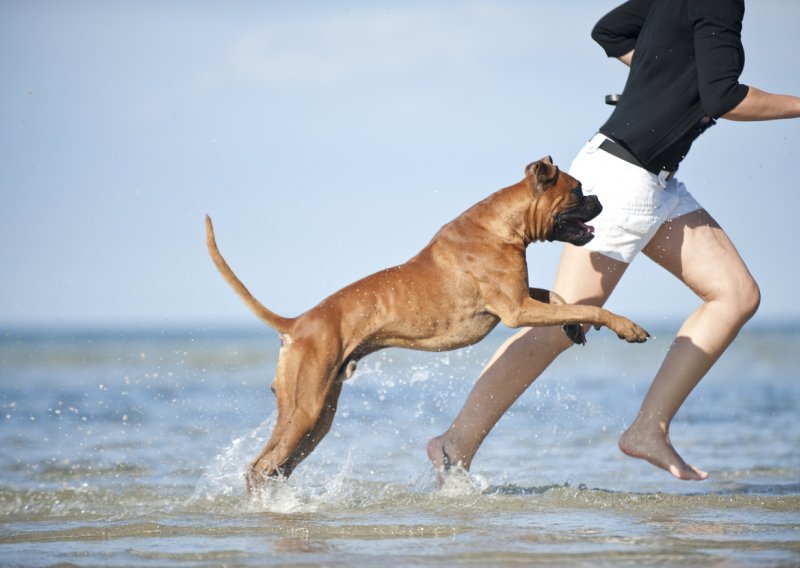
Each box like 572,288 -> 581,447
277,379 -> 343,478
246,339 -> 344,490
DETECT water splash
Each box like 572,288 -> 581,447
247,451 -> 356,513
436,465 -> 488,498
246,475 -> 309,513
190,413 -> 277,501
190,416 -> 367,514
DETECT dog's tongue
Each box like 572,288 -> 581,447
577,220 -> 595,233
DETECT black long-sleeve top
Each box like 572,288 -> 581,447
592,0 -> 750,173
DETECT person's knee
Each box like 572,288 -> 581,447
714,272 -> 760,323
738,275 -> 761,322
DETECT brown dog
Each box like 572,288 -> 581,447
206,156 -> 649,490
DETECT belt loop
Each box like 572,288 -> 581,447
587,132 -> 605,152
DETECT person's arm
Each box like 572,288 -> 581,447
692,0 -> 750,118
691,0 -> 800,122
617,49 -> 634,67
591,0 -> 654,58
722,86 -> 800,121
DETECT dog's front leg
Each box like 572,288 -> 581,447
495,296 -> 649,343
528,287 -> 586,345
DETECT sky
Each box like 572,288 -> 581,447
1,1 -> 799,331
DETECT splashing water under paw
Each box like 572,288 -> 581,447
247,475 -> 309,514
190,414 -> 276,503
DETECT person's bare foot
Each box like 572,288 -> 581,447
427,436 -> 450,485
619,423 -> 708,480
427,435 -> 480,492
427,435 -> 468,484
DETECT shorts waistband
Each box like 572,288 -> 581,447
595,134 -> 675,183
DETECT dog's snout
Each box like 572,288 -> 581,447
585,194 -> 602,215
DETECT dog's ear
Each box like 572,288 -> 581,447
525,156 -> 558,190
524,156 -> 552,176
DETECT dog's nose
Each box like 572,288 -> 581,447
585,194 -> 602,213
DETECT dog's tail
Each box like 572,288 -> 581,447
205,215 -> 293,335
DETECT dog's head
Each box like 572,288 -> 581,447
524,156 -> 602,246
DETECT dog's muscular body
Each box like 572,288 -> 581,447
206,157 -> 649,490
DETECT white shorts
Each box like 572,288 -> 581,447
567,133 -> 703,263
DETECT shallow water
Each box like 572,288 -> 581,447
1,324 -> 798,566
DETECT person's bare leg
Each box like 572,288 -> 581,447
427,245 -> 629,472
619,209 -> 760,480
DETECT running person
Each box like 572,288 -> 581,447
428,0 -> 800,481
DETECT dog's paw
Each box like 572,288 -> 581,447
613,319 -> 650,343
562,323 -> 586,345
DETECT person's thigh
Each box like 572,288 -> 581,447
552,243 -> 629,307
642,209 -> 758,303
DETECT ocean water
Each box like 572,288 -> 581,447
1,323 -> 798,566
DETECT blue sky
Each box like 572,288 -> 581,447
2,1 -> 799,330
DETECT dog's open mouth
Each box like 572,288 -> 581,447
551,195 -> 602,246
